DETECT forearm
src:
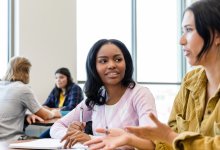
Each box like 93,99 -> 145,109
43,106 -> 55,111
50,121 -> 68,139
35,108 -> 61,120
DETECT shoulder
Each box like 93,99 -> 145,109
10,81 -> 33,93
125,84 -> 154,103
5,82 -> 36,100
70,83 -> 82,90
125,84 -> 156,112
50,87 -> 57,93
128,84 -> 152,95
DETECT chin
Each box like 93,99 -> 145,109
56,85 -> 62,88
187,58 -> 196,66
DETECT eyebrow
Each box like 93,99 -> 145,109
182,24 -> 193,28
181,24 -> 194,31
97,54 -> 123,58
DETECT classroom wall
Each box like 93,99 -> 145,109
15,0 -> 77,103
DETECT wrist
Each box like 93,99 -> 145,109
51,109 -> 61,118
166,131 -> 178,145
127,133 -> 135,147
50,111 -> 55,119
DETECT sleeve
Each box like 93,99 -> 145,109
173,132 -> 220,150
154,141 -> 173,150
154,74 -> 191,150
61,84 -> 84,111
133,86 -> 157,127
20,86 -> 42,114
50,100 -> 92,139
43,88 -> 56,108
154,128 -> 220,150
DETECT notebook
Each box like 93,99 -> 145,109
9,138 -> 88,149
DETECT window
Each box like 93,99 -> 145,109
77,0 -> 186,122
77,0 -> 131,81
0,0 -> 9,78
137,1 -> 179,83
136,1 -> 181,122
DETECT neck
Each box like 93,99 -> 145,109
202,46 -> 220,88
203,58 -> 220,99
203,56 -> 220,89
105,84 -> 127,105
61,88 -> 66,94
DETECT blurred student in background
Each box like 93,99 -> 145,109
39,67 -> 84,138
0,56 -> 61,142
43,67 -> 83,112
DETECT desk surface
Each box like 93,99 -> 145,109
32,117 -> 60,126
1,140 -> 33,150
0,141 -> 8,150
8,139 -> 87,150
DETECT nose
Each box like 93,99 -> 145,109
179,34 -> 186,46
55,78 -> 61,84
107,60 -> 116,69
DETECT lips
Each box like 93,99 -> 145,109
105,72 -> 119,78
183,48 -> 190,56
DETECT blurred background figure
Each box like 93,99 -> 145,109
0,56 -> 61,142
40,67 -> 84,138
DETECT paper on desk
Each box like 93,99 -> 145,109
9,138 -> 88,149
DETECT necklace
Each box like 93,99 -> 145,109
104,104 -> 108,131
104,105 -> 112,135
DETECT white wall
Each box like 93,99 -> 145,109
15,0 -> 77,103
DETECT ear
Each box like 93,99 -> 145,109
215,32 -> 220,46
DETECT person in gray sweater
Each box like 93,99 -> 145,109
0,56 -> 61,142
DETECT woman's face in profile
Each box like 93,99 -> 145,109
55,73 -> 68,89
180,10 -> 204,66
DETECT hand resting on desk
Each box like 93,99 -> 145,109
26,114 -> 44,124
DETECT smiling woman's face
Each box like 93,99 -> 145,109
96,43 -> 126,87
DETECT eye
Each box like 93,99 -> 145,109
186,27 -> 192,32
115,57 -> 122,62
182,27 -> 193,34
98,59 -> 107,64
183,27 -> 193,33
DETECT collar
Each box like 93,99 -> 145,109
184,68 -> 207,98
184,67 -> 220,98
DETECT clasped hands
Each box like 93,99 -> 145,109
61,121 -> 91,149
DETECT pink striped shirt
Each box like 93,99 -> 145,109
50,84 -> 157,139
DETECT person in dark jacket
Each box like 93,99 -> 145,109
40,67 -> 84,138
43,67 -> 84,111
